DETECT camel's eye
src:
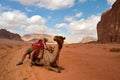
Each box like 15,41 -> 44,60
63,37 -> 65,40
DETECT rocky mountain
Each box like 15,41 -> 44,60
0,29 -> 22,41
97,0 -> 120,43
22,34 -> 54,43
80,36 -> 97,43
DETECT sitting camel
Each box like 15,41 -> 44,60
34,36 -> 65,73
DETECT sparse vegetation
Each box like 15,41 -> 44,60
110,48 -> 120,52
0,47 -> 6,49
7,45 -> 13,48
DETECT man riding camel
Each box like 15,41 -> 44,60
16,38 -> 48,66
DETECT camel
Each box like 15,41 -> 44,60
34,36 -> 65,73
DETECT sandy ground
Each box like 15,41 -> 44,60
0,39 -> 120,80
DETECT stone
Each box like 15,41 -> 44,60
97,0 -> 120,43
0,29 -> 22,41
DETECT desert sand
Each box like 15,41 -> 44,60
0,39 -> 120,80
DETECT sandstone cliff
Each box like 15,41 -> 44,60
22,34 -> 54,43
0,29 -> 22,41
97,0 -> 120,43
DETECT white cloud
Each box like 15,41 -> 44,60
0,4 -> 12,12
25,8 -> 33,12
65,12 -> 83,22
13,0 -> 75,10
75,12 -> 82,18
54,12 -> 100,43
65,34 -> 83,43
107,0 -> 116,5
0,1 -> 101,43
55,23 -> 68,28
63,14 -> 101,43
69,15 -> 100,34
79,0 -> 86,3
12,0 -> 39,5
65,16 -> 74,22
28,15 -> 46,25
47,16 -> 52,20
0,10 -> 58,35
0,10 -> 27,29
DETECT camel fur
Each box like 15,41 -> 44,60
34,36 -> 65,73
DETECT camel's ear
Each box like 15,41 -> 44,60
63,37 -> 65,40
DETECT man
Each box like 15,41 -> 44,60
16,38 -> 48,66
30,38 -> 48,66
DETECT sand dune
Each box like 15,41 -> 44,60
0,39 -> 120,80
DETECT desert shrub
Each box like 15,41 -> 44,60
7,45 -> 13,48
110,48 -> 120,52
0,47 -> 6,49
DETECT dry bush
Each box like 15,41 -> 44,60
110,48 -> 120,52
7,45 -> 13,48
0,46 -> 6,49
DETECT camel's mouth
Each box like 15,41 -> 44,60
53,36 -> 65,42
53,38 -> 56,41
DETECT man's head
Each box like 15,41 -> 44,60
43,38 -> 48,42
38,39 -> 42,42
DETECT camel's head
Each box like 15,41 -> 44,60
54,36 -> 65,43
54,36 -> 65,49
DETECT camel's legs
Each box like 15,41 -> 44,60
45,66 -> 60,73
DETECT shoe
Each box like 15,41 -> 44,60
28,56 -> 31,59
29,62 -> 34,67
28,54 -> 31,59
16,62 -> 23,66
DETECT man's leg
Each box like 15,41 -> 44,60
16,53 -> 27,66
16,48 -> 33,66
30,50 -> 36,67
27,48 -> 33,59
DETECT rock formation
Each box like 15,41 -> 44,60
0,29 -> 22,41
97,0 -> 120,43
80,36 -> 97,43
22,33 -> 54,43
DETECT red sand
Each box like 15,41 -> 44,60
0,39 -> 120,80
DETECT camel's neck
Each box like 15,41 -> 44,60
56,42 -> 61,54
52,42 -> 63,63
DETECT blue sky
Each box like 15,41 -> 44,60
0,0 -> 116,43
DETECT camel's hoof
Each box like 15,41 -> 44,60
16,62 -> 23,66
29,62 -> 33,67
30,63 -> 32,67
28,56 -> 31,59
57,69 -> 61,73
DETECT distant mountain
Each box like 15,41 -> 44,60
22,33 -> 54,43
80,36 -> 97,43
0,29 -> 22,41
